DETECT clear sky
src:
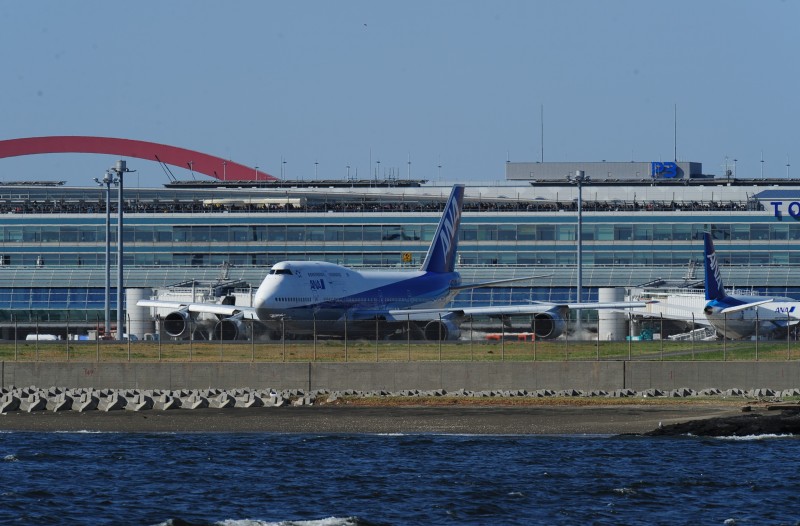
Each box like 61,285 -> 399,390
1,0 -> 798,187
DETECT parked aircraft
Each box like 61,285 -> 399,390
702,231 -> 800,339
138,184 -> 647,341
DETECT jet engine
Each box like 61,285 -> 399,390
213,314 -> 246,340
530,311 -> 566,339
163,309 -> 192,338
423,319 -> 461,341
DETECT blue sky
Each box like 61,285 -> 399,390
1,0 -> 798,186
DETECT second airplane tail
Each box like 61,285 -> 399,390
420,184 -> 465,274
703,232 -> 727,301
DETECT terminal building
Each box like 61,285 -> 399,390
1,146 -> 799,340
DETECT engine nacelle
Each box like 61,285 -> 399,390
163,309 -> 191,338
423,319 -> 461,341
531,312 -> 566,339
213,316 -> 246,340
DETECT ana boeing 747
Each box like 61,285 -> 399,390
138,185 -> 647,340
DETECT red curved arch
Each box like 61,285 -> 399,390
0,136 -> 276,181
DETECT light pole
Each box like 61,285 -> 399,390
96,160 -> 134,340
93,171 -> 117,338
567,170 -> 590,308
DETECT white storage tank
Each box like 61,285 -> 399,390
126,288 -> 155,340
598,287 -> 627,341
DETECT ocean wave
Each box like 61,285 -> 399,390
714,434 -> 796,441
151,517 -> 370,526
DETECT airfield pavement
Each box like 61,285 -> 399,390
0,401 -> 746,435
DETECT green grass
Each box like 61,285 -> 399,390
1,338 -> 798,362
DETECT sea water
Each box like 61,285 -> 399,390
1,431 -> 798,525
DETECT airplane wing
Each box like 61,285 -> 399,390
385,301 -> 650,321
627,308 -> 714,326
451,275 -> 551,291
136,299 -> 260,319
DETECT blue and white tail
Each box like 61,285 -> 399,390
420,184 -> 465,273
703,232 -> 727,301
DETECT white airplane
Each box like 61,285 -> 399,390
702,231 -> 800,339
138,184 -> 647,341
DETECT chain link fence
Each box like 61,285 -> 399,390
1,311 -> 798,362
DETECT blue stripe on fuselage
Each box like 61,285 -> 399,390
315,271 -> 459,311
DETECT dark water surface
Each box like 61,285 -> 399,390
1,431 -> 798,525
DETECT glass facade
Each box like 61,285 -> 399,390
0,288 -> 115,322
1,183 -> 799,322
1,213 -> 797,268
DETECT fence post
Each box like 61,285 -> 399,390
788,311 -> 792,361
251,320 -> 255,363
501,315 -> 505,361
158,317 -> 162,362
470,317 -> 474,361
627,313 -> 632,361
127,313 -> 131,362
723,313 -> 727,361
755,311 -> 759,361
66,314 -> 70,361
189,317 -> 193,362
96,313 -> 100,362
691,313 -> 695,360
660,313 -> 664,361
532,315 -> 536,361
438,313 -> 442,361
35,316 -> 39,361
407,315 -> 411,362
343,314 -> 347,362
596,313 -> 600,362
281,318 -> 286,362
219,323 -> 224,362
313,312 -> 317,362
13,314 -> 17,361
595,312 -> 599,360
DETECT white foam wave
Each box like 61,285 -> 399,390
3,454 -> 19,462
152,519 -> 360,526
216,517 -> 360,526
54,430 -> 112,434
613,487 -> 636,495
715,434 -> 795,441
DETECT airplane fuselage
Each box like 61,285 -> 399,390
704,296 -> 800,339
253,260 -> 461,333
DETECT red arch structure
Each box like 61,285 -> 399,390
0,136 -> 276,181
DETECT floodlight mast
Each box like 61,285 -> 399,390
567,170 -> 590,321
93,171 -> 116,338
111,160 -> 135,340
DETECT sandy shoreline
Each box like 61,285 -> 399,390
0,402 -> 745,435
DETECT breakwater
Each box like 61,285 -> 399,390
3,360 -> 800,393
1,384 -> 797,415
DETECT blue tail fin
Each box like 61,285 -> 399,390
420,184 -> 465,273
703,232 -> 727,301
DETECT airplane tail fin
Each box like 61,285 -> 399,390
703,231 -> 727,301
420,184 -> 465,273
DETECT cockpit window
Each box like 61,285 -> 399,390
269,268 -> 293,275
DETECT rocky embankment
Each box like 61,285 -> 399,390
1,385 -> 799,416
644,406 -> 800,437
